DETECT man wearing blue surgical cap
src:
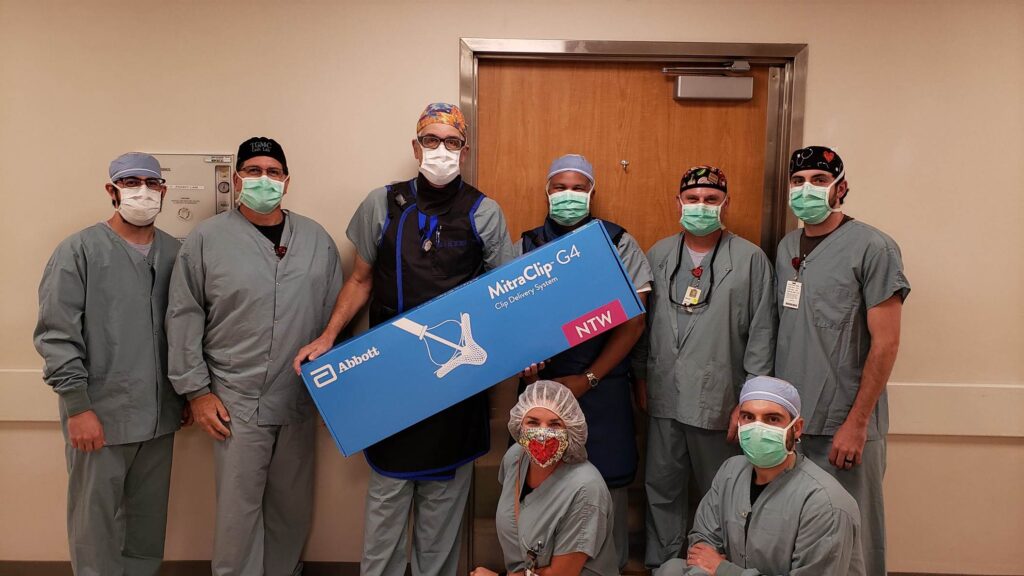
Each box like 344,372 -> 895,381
517,153 -> 653,569
657,376 -> 864,576
34,152 -> 190,575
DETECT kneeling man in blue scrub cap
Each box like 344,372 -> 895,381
659,376 -> 864,576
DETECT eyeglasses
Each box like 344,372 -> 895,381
238,166 -> 287,180
417,135 -> 466,152
116,177 -> 166,189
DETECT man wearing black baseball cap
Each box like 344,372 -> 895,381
776,146 -> 910,575
167,137 -> 343,575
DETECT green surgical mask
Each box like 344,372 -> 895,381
738,419 -> 796,468
548,190 -> 591,226
680,203 -> 722,236
788,172 -> 842,224
239,175 -> 285,214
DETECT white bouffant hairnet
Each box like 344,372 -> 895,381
508,380 -> 588,464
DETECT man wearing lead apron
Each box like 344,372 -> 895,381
34,152 -> 189,576
293,103 -> 513,576
517,153 -> 652,569
167,137 -> 344,576
776,146 -> 910,576
633,166 -> 776,571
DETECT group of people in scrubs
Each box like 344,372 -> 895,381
34,100 -> 908,576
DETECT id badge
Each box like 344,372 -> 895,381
683,286 -> 702,306
783,280 -> 802,309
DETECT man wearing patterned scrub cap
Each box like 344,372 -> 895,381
776,145 -> 911,575
634,164 -> 777,572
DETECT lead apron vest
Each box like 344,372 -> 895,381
366,178 -> 490,476
520,218 -> 638,488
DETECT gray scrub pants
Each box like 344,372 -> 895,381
644,417 -> 740,568
212,417 -> 315,576
65,432 -> 175,576
610,486 -> 628,570
800,434 -> 887,576
362,462 -> 473,576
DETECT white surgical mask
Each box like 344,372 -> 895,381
419,146 -> 461,187
116,185 -> 162,226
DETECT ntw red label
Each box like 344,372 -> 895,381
561,300 -> 628,346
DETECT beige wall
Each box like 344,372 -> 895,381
1,0 -> 1022,573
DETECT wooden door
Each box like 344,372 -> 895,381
476,60 -> 770,251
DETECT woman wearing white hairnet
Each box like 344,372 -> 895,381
470,380 -> 618,576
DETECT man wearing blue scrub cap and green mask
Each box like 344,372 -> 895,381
517,153 -> 653,569
166,137 -> 343,575
777,146 -> 910,576
634,165 -> 776,572
657,376 -> 864,576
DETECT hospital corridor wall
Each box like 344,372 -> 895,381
0,1 -> 1022,574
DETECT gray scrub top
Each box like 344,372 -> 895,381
34,223 -> 184,445
775,221 -> 910,438
347,185 -> 514,269
633,232 -> 776,430
685,454 -> 864,576
166,209 -> 343,425
513,230 -> 653,293
496,444 -> 618,576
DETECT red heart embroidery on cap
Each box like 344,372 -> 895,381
528,437 -> 560,464
823,150 -> 835,163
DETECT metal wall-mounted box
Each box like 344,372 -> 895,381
674,75 -> 753,101
151,153 -> 235,241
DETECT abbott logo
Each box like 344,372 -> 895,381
310,364 -> 338,388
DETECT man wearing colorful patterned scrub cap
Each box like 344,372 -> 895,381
294,103 -> 513,576
633,165 -> 777,571
776,145 -> 910,576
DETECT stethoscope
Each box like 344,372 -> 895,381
667,232 -> 723,313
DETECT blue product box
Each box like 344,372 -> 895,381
301,220 -> 645,456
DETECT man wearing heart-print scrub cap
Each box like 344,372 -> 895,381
470,380 -> 619,576
776,146 -> 910,575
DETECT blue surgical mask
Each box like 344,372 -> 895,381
239,175 -> 285,214
738,419 -> 797,468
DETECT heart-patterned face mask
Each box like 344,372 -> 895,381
518,426 -> 569,468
